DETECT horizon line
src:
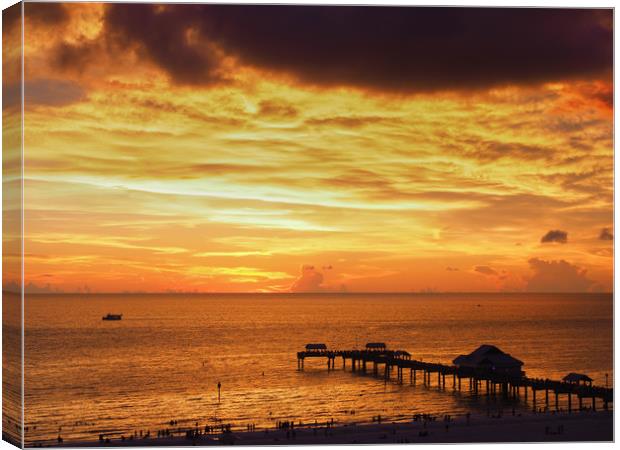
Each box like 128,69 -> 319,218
4,290 -> 613,296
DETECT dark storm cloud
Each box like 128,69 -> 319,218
2,3 -> 21,32
25,3 -> 69,25
54,41 -> 99,72
541,229 -> 568,244
5,2 -> 69,31
89,5 -> 611,91
104,4 -> 223,85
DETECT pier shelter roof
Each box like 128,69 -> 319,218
305,343 -> 327,351
365,342 -> 387,350
453,344 -> 523,369
563,373 -> 593,384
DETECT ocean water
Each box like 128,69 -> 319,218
12,292 -> 613,445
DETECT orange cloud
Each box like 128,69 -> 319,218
526,258 -> 597,293
290,265 -> 325,293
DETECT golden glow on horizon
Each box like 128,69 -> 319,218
3,5 -> 613,293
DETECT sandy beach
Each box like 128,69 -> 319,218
48,410 -> 612,447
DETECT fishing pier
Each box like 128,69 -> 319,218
296,343 -> 613,413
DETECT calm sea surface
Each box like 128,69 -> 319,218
15,293 -> 613,445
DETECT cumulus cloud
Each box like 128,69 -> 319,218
599,227 -> 613,240
525,258 -> 595,292
541,229 -> 568,244
474,265 -> 498,276
290,265 -> 325,292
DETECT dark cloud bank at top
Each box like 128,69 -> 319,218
4,2 -> 69,30
54,4 -> 612,92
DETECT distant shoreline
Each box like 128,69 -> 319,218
46,410 -> 612,447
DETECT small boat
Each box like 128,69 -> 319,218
102,313 -> 122,321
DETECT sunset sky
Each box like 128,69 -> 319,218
2,4 -> 613,293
